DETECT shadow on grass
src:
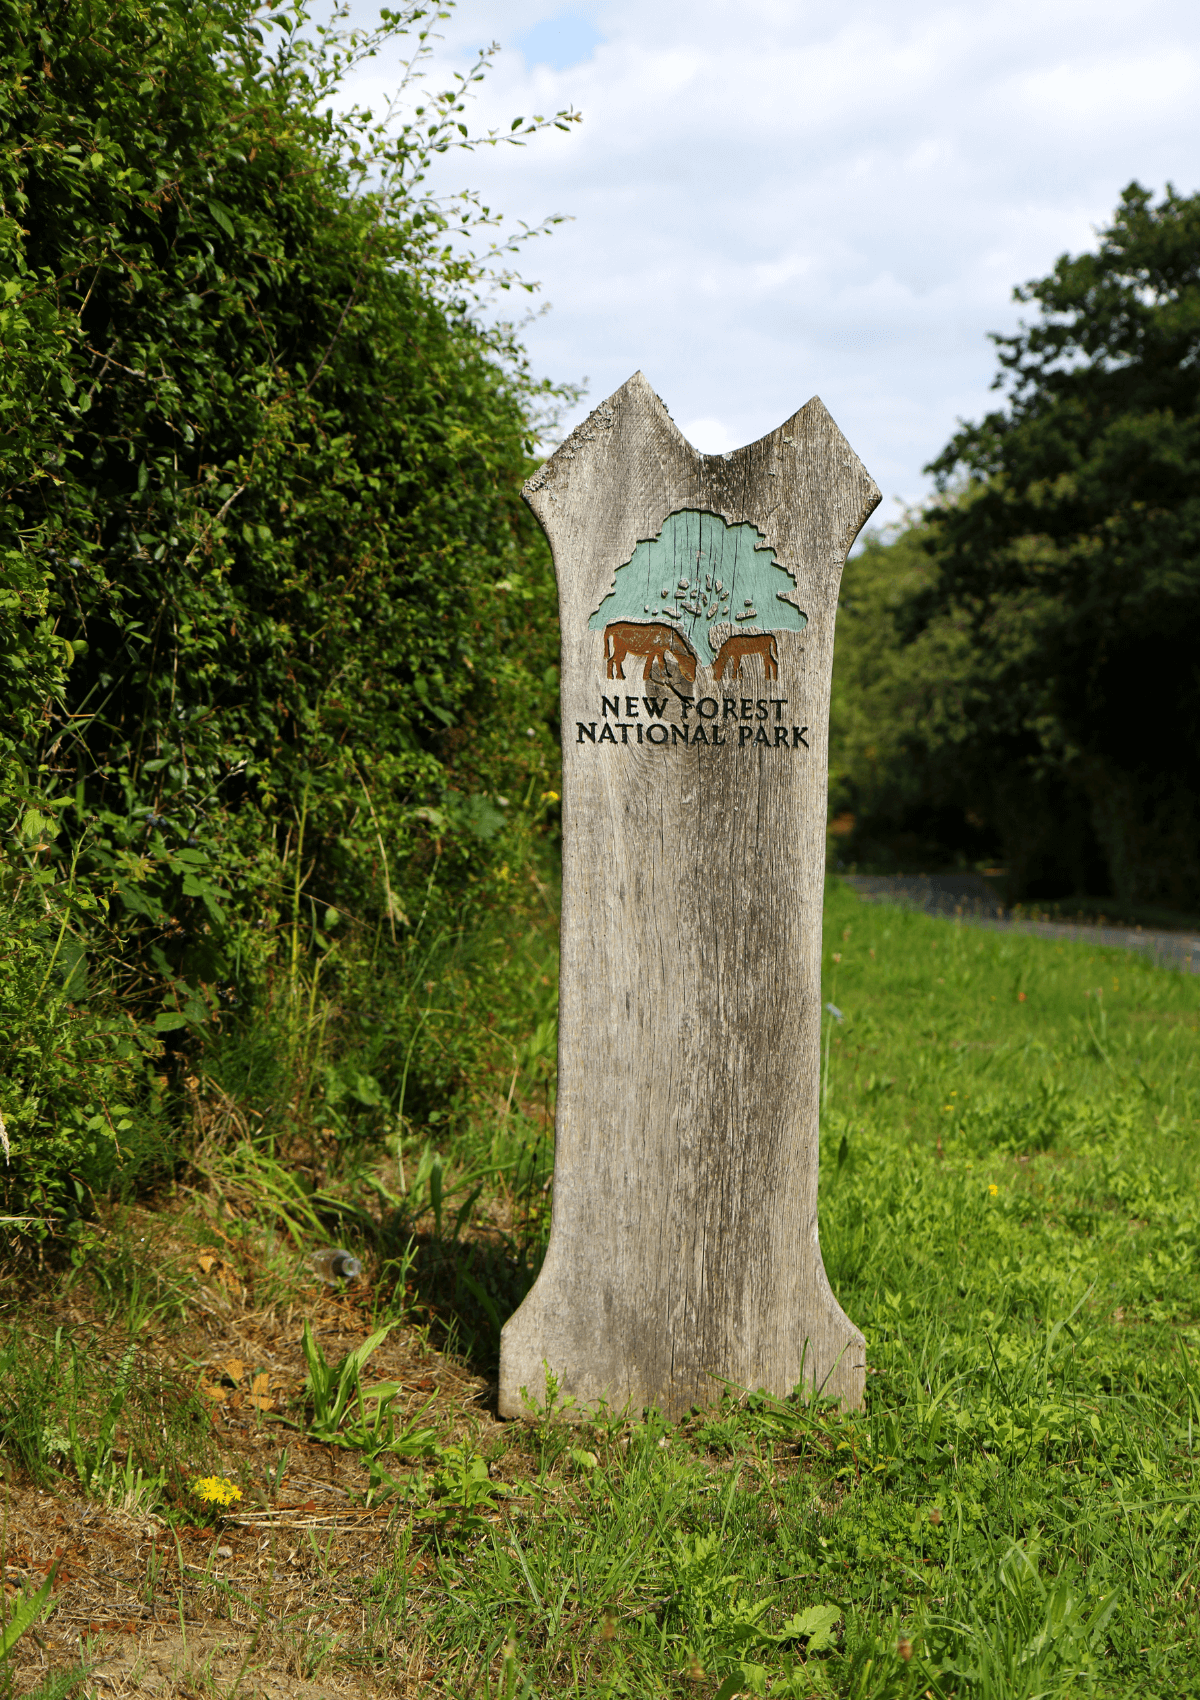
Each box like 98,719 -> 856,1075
193,1111 -> 556,1382
363,1117 -> 555,1379
378,1225 -> 544,1379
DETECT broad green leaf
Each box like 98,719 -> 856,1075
207,198 -> 235,237
777,1604 -> 841,1650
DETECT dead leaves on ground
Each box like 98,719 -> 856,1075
199,1358 -> 283,1413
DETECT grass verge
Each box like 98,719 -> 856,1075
0,879 -> 1197,1698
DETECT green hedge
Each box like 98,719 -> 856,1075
0,0 -> 574,1225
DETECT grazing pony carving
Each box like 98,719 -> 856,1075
712,632 -> 779,682
603,621 -> 698,683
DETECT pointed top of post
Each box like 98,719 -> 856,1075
524,374 -> 880,613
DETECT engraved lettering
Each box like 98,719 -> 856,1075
580,707 -> 802,755
602,695 -> 620,718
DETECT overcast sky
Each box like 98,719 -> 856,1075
340,0 -> 1200,518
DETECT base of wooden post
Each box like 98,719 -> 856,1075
499,1274 -> 865,1422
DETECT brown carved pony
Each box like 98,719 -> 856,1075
712,631 -> 779,681
603,621 -> 697,683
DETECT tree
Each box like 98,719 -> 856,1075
914,183 -> 1200,902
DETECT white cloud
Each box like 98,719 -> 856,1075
339,0 -> 1200,506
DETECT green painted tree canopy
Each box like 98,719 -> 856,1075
588,509 -> 807,665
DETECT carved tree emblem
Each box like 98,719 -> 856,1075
587,508 -> 807,668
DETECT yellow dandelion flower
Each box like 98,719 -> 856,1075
541,790 -> 560,802
191,1476 -> 243,1507
987,1184 -> 999,1197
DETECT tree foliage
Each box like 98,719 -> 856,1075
833,183 -> 1200,903
0,0 -> 576,1221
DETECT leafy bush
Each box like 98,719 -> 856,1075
0,0 -> 576,1226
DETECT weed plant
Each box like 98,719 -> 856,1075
0,1329 -> 211,1509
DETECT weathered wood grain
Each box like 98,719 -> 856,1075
499,373 -> 880,1421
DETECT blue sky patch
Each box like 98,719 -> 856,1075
515,14 -> 603,71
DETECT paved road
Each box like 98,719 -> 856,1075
841,874 -> 1200,974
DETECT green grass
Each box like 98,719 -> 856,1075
412,881 -> 1200,1697
6,880 -> 1200,1698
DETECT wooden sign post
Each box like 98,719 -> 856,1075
499,373 -> 880,1421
